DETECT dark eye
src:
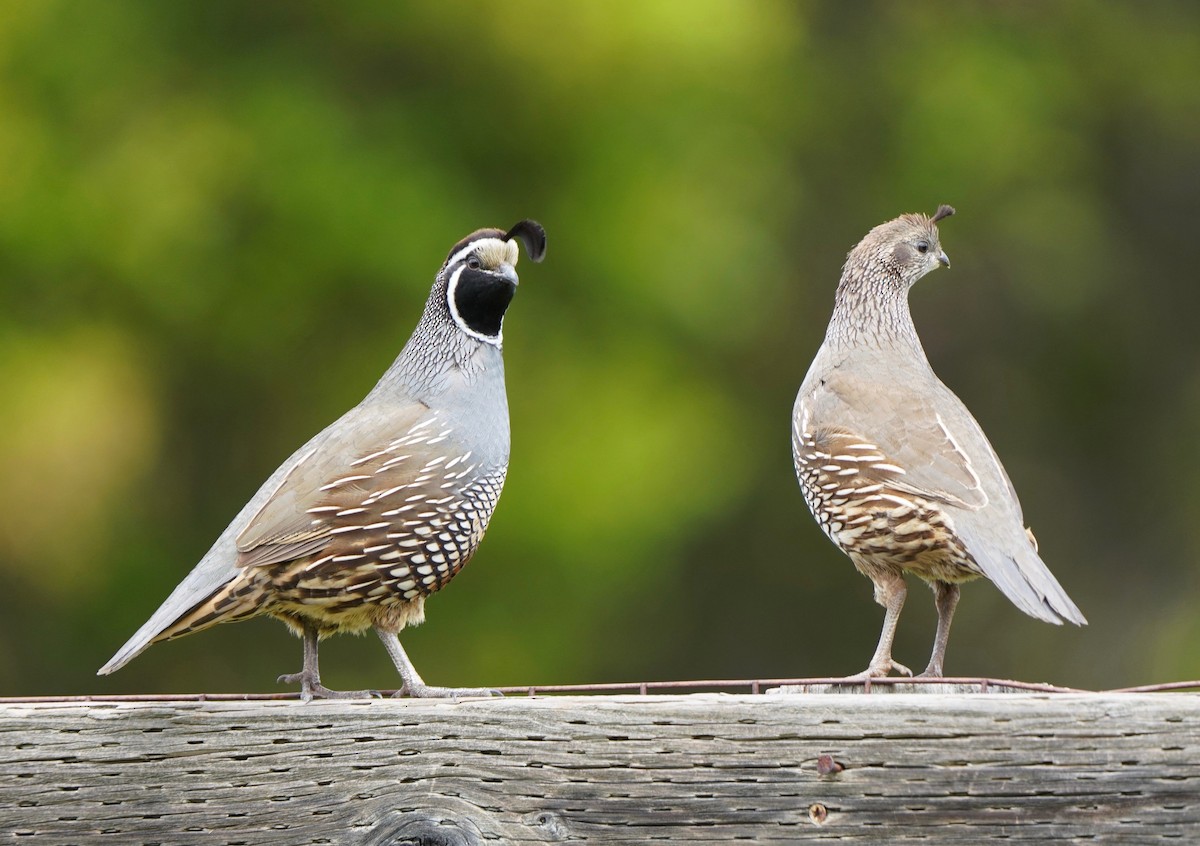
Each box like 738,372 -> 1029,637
467,256 -> 482,270
915,240 -> 930,254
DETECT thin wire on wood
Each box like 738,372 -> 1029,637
5,675 -> 1200,703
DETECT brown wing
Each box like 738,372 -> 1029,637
799,368 -> 989,512
235,401 -> 435,568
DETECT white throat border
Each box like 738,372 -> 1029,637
446,264 -> 505,347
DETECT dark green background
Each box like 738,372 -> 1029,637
1,2 -> 1197,695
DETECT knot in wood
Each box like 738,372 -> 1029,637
366,813 -> 482,846
523,810 -> 570,838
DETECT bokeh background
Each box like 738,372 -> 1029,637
1,1 -> 1198,696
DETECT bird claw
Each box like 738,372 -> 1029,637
393,683 -> 504,699
278,670 -> 379,702
277,670 -> 311,692
844,659 -> 913,681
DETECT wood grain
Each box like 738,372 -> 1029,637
2,693 -> 1197,843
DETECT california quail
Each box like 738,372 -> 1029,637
792,206 -> 1085,679
98,220 -> 546,699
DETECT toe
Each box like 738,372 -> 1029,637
399,684 -> 502,699
845,658 -> 912,681
844,668 -> 886,681
309,685 -> 378,700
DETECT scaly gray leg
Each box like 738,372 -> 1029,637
277,623 -> 379,701
375,628 -> 502,699
846,571 -> 913,679
918,581 -> 961,678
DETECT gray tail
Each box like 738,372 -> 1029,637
98,614 -> 174,675
97,560 -> 243,675
959,523 -> 1087,626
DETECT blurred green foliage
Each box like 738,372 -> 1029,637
1,1 -> 1198,695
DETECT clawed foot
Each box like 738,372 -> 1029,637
844,659 -> 913,681
393,682 -> 504,699
278,671 -> 382,702
916,665 -> 944,679
373,629 -> 502,700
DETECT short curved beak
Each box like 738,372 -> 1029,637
498,263 -> 519,286
937,250 -> 950,268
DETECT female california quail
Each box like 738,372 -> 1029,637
792,206 -> 1084,679
99,221 -> 546,699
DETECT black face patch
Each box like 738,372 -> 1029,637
450,268 -> 516,338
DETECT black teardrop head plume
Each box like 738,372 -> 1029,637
931,204 -> 956,223
505,220 -> 546,263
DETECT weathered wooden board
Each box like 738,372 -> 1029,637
1,693 -> 1198,844
772,682 -> 1038,694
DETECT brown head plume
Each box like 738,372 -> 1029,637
931,204 -> 955,223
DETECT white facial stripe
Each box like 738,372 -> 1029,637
446,265 -> 504,347
446,237 -> 519,271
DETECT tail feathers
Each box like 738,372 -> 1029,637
155,584 -> 264,643
97,577 -> 261,676
98,436 -> 324,677
959,522 -> 1087,627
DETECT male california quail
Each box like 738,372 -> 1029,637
792,206 -> 1084,679
99,221 -> 546,699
